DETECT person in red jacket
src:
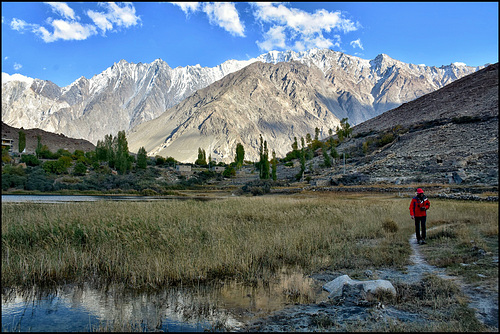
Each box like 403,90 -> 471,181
409,188 -> 430,244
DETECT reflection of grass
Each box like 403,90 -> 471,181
2,195 -> 497,294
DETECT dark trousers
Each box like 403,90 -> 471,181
415,216 -> 427,241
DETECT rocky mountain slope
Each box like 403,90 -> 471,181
127,61 -> 343,162
310,63 -> 498,187
3,49 -> 481,152
1,122 -> 95,154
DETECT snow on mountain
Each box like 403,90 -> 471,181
2,49 -> 482,155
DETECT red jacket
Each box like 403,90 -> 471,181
410,195 -> 430,217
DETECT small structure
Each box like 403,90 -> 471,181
210,166 -> 225,173
2,138 -> 14,152
176,164 -> 192,176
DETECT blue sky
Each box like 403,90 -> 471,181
2,2 -> 498,87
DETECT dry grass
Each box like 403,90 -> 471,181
2,194 -> 497,292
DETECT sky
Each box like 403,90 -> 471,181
2,2 -> 498,87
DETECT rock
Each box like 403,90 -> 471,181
323,274 -> 396,300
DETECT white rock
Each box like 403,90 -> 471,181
323,274 -> 396,299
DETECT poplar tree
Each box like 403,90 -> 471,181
271,150 -> 277,181
115,130 -> 131,174
18,130 -> 26,153
137,147 -> 148,169
235,143 -> 245,169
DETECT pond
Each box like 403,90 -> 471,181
1,194 -> 219,204
1,269 -> 329,332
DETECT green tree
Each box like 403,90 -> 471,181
18,130 -> 26,153
322,145 -> 332,167
223,165 -> 236,178
73,162 -> 87,176
271,150 -> 277,181
306,133 -> 312,146
137,146 -> 148,169
235,143 -> 245,169
115,131 -> 131,174
292,137 -> 298,151
259,137 -> 270,180
314,127 -> 320,141
35,135 -> 43,159
195,147 -> 207,166
336,118 -> 352,142
21,154 -> 40,166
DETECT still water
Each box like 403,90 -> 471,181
1,194 -> 214,203
2,270 -> 327,332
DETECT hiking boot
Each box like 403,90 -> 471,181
417,240 -> 422,245
421,239 -> 427,244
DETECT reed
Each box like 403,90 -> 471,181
2,194 -> 497,291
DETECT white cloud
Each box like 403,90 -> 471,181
252,3 -> 359,52
13,62 -> 22,70
257,25 -> 287,51
45,2 -> 77,20
172,2 -> 245,37
350,38 -> 363,50
10,18 -> 29,31
171,2 -> 201,14
35,19 -> 97,42
87,2 -> 141,34
10,3 -> 140,42
203,2 -> 245,37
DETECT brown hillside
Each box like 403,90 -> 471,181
2,122 -> 95,154
313,63 -> 498,187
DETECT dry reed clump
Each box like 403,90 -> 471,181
1,195 -> 497,291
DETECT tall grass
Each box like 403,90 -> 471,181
2,194 -> 497,290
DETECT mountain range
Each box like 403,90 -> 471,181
2,48 -> 483,162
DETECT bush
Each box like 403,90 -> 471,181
73,162 -> 87,176
223,165 -> 236,178
26,167 -> 54,191
21,154 -> 41,166
42,160 -> 67,174
382,219 -> 399,233
2,174 -> 26,190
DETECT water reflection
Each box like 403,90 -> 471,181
1,194 -> 219,204
1,269 -> 328,332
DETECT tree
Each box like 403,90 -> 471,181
306,133 -> 312,146
235,143 -> 245,169
322,145 -> 332,168
261,139 -> 270,179
292,137 -> 298,151
73,162 -> 87,176
137,147 -> 148,169
18,130 -> 26,153
271,150 -> 277,181
336,118 -> 352,141
35,135 -> 43,159
115,131 -> 131,174
195,147 -> 207,166
314,127 -> 320,141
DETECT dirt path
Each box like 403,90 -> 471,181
406,228 -> 498,329
239,228 -> 498,331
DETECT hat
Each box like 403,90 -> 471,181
416,188 -> 424,194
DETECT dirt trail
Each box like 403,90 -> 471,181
406,228 -> 498,329
239,227 -> 498,331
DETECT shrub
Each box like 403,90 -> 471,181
382,219 -> 399,233
25,167 -> 53,191
223,165 -> 236,178
73,162 -> 87,176
20,154 -> 41,167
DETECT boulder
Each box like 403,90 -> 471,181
323,274 -> 396,300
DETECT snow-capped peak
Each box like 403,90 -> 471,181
2,72 -> 34,85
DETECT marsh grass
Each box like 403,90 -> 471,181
2,195 -> 497,293
418,199 -> 499,287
